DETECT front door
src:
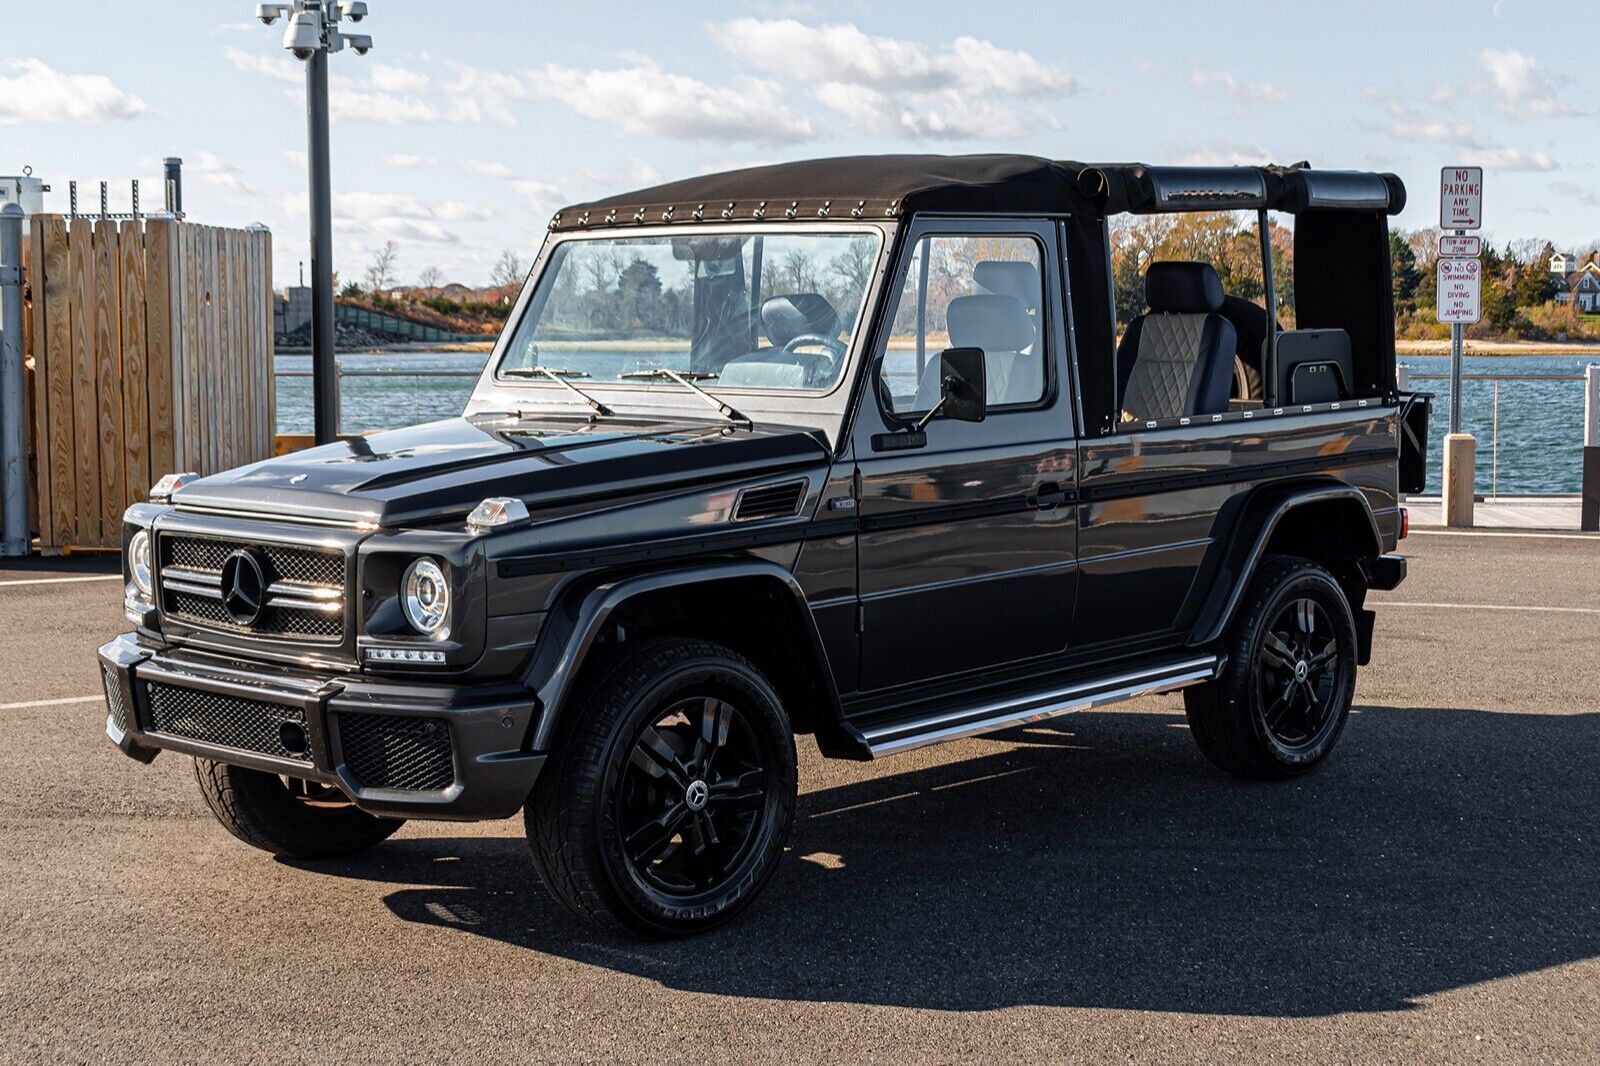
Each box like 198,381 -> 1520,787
852,220 -> 1079,693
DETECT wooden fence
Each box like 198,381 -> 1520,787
24,217 -> 273,551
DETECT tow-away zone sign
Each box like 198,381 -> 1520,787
1438,258 -> 1482,324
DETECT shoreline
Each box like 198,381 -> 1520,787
1397,339 -> 1600,356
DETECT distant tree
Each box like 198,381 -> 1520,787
417,265 -> 443,289
1390,229 -> 1420,310
364,241 -> 399,293
339,280 -> 363,298
490,249 -> 526,288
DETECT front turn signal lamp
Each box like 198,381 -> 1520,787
466,496 -> 530,532
149,471 -> 199,503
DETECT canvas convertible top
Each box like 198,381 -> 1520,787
547,154 -> 1407,232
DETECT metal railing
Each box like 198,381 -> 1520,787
1401,367 -> 1592,500
274,367 -> 481,434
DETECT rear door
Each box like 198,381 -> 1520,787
852,219 -> 1079,693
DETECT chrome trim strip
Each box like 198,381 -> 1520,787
265,593 -> 343,613
863,654 -> 1222,758
162,576 -> 223,598
173,503 -> 380,531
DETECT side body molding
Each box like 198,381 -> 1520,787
1187,482 -> 1382,647
523,559 -> 863,756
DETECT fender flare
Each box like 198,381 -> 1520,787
522,559 -> 860,755
1188,482 -> 1382,647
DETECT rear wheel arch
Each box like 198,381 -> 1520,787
526,561 -> 861,759
1191,484 -> 1382,649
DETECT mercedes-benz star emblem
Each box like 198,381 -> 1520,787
220,548 -> 267,627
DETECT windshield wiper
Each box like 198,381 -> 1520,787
502,366 -> 614,418
618,368 -> 752,429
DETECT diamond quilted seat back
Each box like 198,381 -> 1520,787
1116,262 -> 1237,422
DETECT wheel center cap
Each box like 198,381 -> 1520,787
684,779 -> 709,812
1294,660 -> 1310,682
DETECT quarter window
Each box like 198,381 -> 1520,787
876,235 -> 1047,415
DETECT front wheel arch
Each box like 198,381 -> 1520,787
524,561 -> 863,759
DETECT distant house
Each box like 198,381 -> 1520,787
1552,256 -> 1600,311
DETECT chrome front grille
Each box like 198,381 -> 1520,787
157,533 -> 347,644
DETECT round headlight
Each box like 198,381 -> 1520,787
402,558 -> 450,636
128,529 -> 153,596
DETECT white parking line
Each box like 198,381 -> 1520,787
1382,601 -> 1600,615
1409,528 -> 1599,542
0,694 -> 104,710
0,574 -> 122,588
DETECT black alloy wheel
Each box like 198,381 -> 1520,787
526,637 -> 797,936
614,695 -> 772,904
1254,596 -> 1348,755
1184,555 -> 1359,779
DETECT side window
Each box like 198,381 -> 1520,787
876,235 -> 1046,416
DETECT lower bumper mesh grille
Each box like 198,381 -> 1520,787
102,666 -> 130,733
145,683 -> 312,763
337,713 -> 455,791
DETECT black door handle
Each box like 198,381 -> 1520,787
1028,481 -> 1067,510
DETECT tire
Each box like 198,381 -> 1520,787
1184,555 -> 1359,779
192,758 -> 404,858
1232,353 -> 1264,402
526,637 -> 798,937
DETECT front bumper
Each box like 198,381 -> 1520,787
97,633 -> 545,820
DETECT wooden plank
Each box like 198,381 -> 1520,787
275,433 -> 314,455
26,221 -> 47,544
40,217 -> 74,551
68,217 -> 100,547
143,219 -> 176,481
94,219 -> 123,545
204,227 -> 220,475
182,224 -> 201,473
262,230 -> 276,458
215,228 -> 232,472
229,229 -> 245,467
119,220 -> 149,507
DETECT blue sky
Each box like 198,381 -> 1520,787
2,0 -> 1590,286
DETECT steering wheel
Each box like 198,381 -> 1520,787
782,333 -> 847,359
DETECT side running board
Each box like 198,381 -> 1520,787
861,654 -> 1223,758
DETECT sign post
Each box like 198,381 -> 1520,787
1439,166 -> 1482,527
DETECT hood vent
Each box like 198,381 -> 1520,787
734,479 -> 808,521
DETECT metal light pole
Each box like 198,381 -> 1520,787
256,1 -> 373,445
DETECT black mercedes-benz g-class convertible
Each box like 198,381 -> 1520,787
100,155 -> 1429,936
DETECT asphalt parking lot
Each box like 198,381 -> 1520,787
2,530 -> 1597,1062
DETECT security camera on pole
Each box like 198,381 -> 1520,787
256,1 -> 374,446
1438,166 -> 1482,528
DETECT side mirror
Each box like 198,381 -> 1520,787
932,346 -> 986,424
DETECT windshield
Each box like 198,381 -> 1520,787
497,230 -> 881,393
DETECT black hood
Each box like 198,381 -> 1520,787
172,416 -> 830,527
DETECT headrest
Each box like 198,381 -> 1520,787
1145,262 -> 1224,314
761,293 -> 840,348
947,294 -> 1034,353
973,261 -> 1041,310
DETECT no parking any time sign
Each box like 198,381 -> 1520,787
1441,167 -> 1483,230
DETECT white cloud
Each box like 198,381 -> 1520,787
225,46 -> 299,84
190,150 -> 252,193
813,83 -> 1031,140
533,60 -> 814,144
1550,180 -> 1600,208
1373,103 -> 1559,171
369,63 -> 430,94
1173,141 -> 1274,166
383,153 -> 440,169
0,59 -> 146,125
285,149 -> 307,170
463,159 -> 514,179
1188,67 -> 1288,105
280,189 -> 482,243
1478,48 -> 1584,117
709,19 -> 1072,140
442,65 -> 530,127
436,200 -> 495,222
711,19 -> 1072,96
